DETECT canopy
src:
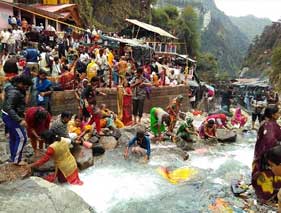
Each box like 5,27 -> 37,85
125,19 -> 178,39
102,35 -> 152,48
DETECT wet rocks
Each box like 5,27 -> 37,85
28,150 -> 55,172
216,129 -> 237,143
99,136 -> 118,150
0,163 -> 31,184
0,177 -> 93,213
72,145 -> 94,170
118,125 -> 145,146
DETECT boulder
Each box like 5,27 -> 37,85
28,150 -> 55,172
72,145 -> 94,170
216,129 -> 237,143
99,136 -> 118,150
0,163 -> 31,184
118,126 -> 142,146
0,177 -> 93,213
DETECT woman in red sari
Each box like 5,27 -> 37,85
122,82 -> 133,126
252,107 -> 281,203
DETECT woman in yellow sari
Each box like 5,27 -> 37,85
29,130 -> 83,185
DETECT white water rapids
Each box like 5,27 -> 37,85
65,130 -> 257,213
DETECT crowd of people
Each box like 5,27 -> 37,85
2,17 -> 281,209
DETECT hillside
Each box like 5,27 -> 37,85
74,0 -> 154,31
242,21 -> 281,77
157,0 -> 250,75
230,15 -> 271,42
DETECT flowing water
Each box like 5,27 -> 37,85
66,129 -> 261,213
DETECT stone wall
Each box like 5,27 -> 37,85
51,85 -> 190,115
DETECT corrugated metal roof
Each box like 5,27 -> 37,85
125,19 -> 178,39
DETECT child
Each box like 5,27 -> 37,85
124,129 -> 151,164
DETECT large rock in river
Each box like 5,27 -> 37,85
216,129 -> 237,143
0,177 -> 93,213
72,145 -> 94,170
99,136 -> 118,150
28,150 -> 55,172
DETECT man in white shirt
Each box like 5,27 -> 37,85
12,28 -> 24,51
0,29 -> 10,51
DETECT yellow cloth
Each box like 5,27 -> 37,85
117,85 -> 124,120
50,138 -> 78,178
107,51 -> 114,68
115,118 -> 124,128
68,121 -> 82,135
86,60 -> 97,81
157,167 -> 197,184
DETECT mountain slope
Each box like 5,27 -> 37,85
230,15 -> 271,42
242,21 -> 281,77
157,0 -> 250,75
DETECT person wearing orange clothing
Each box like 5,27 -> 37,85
29,130 -> 83,185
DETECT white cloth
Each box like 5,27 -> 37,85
1,31 -> 11,43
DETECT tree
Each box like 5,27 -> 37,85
196,52 -> 219,81
73,0 -> 94,28
163,5 -> 179,20
270,45 -> 281,91
151,8 -> 170,30
176,6 -> 200,57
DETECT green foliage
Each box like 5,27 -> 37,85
270,45 -> 281,91
196,52 -> 219,81
243,22 -> 281,77
73,0 -> 94,27
177,6 -> 200,56
163,5 -> 179,20
151,8 -> 170,30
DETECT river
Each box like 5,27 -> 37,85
65,122 -> 267,213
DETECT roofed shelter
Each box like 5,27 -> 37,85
125,18 -> 177,40
0,0 -> 82,31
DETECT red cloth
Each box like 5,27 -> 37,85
206,114 -> 227,128
122,87 -> 133,126
25,107 -> 51,140
87,106 -> 101,133
34,147 -> 83,185
59,72 -> 74,90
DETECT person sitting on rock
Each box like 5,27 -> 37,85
100,104 -> 124,129
176,117 -> 199,143
199,119 -> 217,140
150,107 -> 171,140
25,106 -> 51,157
68,115 -> 93,142
166,95 -> 184,133
29,130 -> 83,185
124,129 -> 151,164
